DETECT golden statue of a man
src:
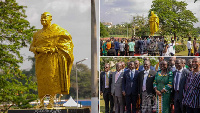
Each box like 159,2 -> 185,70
29,12 -> 74,108
149,11 -> 159,36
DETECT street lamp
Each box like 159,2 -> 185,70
75,58 -> 88,108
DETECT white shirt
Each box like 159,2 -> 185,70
168,42 -> 175,54
187,41 -> 192,49
129,69 -> 135,78
174,68 -> 183,90
143,69 -> 150,91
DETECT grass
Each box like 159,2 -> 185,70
100,95 -> 105,113
175,49 -> 188,56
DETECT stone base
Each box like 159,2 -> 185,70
8,108 -> 90,113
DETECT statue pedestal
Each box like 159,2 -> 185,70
8,108 -> 90,113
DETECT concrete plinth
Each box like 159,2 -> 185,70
8,108 -> 90,113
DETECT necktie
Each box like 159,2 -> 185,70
106,72 -> 109,87
115,72 -> 120,83
175,71 -> 180,91
131,71 -> 133,80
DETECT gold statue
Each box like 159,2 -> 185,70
29,12 -> 74,108
149,11 -> 159,36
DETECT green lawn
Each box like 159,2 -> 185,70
100,95 -> 105,113
175,49 -> 188,56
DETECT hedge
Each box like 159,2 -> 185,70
175,45 -> 186,53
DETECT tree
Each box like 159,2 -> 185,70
131,15 -> 150,36
100,22 -> 109,37
150,0 -> 198,38
0,0 -> 37,112
22,57 -> 37,82
66,64 -> 91,99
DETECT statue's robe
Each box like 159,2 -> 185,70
149,14 -> 159,36
30,24 -> 74,98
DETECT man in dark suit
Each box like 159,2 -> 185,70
111,62 -> 124,113
139,57 -> 155,71
100,63 -> 114,113
134,60 -> 140,71
138,38 -> 144,54
172,59 -> 189,113
122,61 -> 139,113
107,43 -> 116,56
158,39 -> 164,56
169,57 -> 176,72
138,60 -> 156,113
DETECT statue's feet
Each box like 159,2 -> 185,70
47,103 -> 54,108
35,104 -> 44,109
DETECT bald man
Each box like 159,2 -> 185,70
173,59 -> 189,113
139,57 -> 155,71
111,63 -> 124,113
182,58 -> 200,113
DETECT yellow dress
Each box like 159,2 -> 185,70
30,24 -> 74,99
149,11 -> 159,36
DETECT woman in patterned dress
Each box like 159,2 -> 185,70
153,61 -> 173,113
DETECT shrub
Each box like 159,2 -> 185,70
175,45 -> 186,53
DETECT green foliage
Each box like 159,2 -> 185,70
150,0 -> 198,37
195,27 -> 200,35
103,16 -> 150,37
22,57 -> 37,83
0,0 -> 37,112
131,15 -> 150,36
63,63 -> 91,99
175,44 -> 186,53
100,22 -> 109,37
108,24 -> 127,36
100,57 -> 159,72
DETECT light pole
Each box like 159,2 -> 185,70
75,58 -> 88,108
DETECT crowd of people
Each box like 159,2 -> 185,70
100,57 -> 200,113
100,36 -> 176,56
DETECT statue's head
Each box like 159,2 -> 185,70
151,11 -> 154,15
41,12 -> 52,26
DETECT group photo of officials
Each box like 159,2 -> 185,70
100,57 -> 200,113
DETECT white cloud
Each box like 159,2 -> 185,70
15,0 -> 95,70
101,0 -> 200,27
